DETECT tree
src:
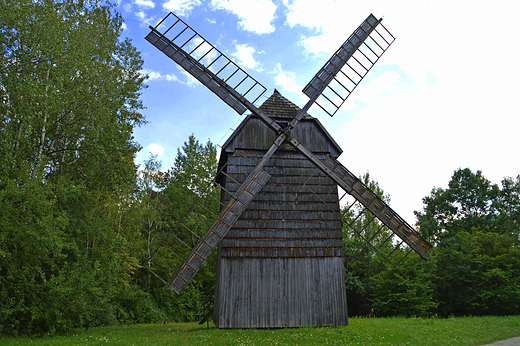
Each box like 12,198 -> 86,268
416,168 -> 520,316
143,135 -> 220,322
136,154 -> 165,290
162,134 -> 219,246
0,0 -> 146,187
370,256 -> 437,317
342,172 -> 393,316
415,168 -> 501,244
0,0 -> 149,335
342,172 -> 437,317
432,229 -> 520,316
497,175 -> 520,243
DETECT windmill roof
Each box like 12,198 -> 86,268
258,89 -> 313,120
220,89 -> 342,156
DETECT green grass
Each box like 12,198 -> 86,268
2,316 -> 520,345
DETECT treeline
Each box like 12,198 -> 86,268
1,0 -> 520,337
343,170 -> 520,318
0,0 -> 220,335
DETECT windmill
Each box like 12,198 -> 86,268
145,12 -> 432,328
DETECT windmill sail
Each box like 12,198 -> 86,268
303,14 -> 395,117
145,12 -> 267,114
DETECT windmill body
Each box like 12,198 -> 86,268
214,90 -> 347,328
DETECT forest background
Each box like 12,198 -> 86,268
1,0 -> 519,336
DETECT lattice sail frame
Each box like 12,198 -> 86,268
303,14 -> 395,117
145,12 -> 267,115
144,12 -> 432,294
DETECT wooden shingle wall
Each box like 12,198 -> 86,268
220,150 -> 343,258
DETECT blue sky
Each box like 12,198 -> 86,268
119,0 -> 520,223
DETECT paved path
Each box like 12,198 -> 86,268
482,337 -> 520,346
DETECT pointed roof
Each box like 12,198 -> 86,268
258,89 -> 313,120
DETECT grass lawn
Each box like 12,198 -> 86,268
2,315 -> 520,345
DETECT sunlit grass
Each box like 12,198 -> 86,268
2,316 -> 520,345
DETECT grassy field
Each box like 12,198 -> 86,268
2,316 -> 520,346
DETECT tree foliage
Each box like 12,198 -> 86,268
1,0 -> 146,186
415,168 -> 519,243
0,0 -> 150,335
126,135 -> 220,324
342,172 -> 436,317
416,168 -> 520,317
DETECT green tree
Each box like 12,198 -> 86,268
497,175 -> 520,243
144,135 -> 220,323
433,229 -> 520,316
135,154 -> 165,290
416,168 -> 520,316
162,134 -> 219,246
343,172 -> 436,317
342,172 -> 393,316
415,168 -> 501,244
0,0 -> 148,335
370,255 -> 437,317
1,0 -> 146,185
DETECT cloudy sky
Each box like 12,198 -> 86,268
120,0 -> 520,223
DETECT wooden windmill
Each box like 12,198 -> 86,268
145,12 -> 432,328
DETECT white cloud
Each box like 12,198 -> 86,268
231,44 -> 263,70
283,0 -> 363,56
180,70 -> 201,88
134,0 -> 155,9
122,1 -> 133,13
163,0 -> 202,16
142,68 -> 180,82
211,0 -> 277,34
141,67 -> 203,88
352,70 -> 401,104
148,143 -> 165,156
135,11 -> 155,26
273,63 -> 301,94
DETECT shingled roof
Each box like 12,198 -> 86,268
258,89 -> 313,120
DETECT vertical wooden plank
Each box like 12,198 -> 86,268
245,259 -> 251,328
271,258 -> 277,328
223,259 -> 231,328
317,258 -> 324,326
288,258 -> 295,327
219,259 -> 227,328
252,259 -> 258,327
332,258 -> 340,325
274,258 -> 281,327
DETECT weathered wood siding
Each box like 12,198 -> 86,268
219,151 -> 343,257
214,90 -> 348,328
215,257 -> 347,328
